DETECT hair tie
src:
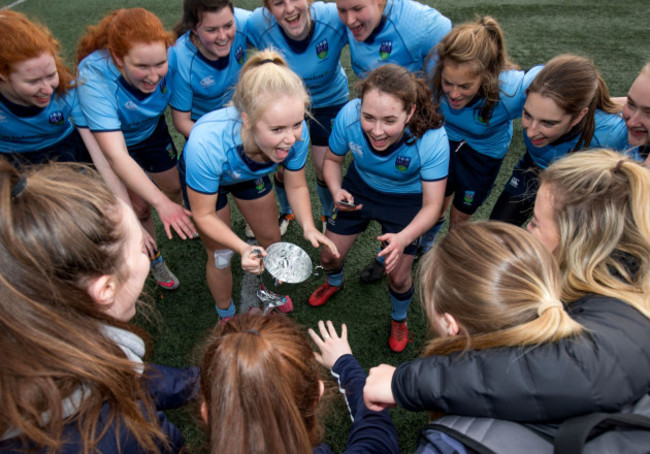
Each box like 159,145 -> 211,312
260,59 -> 275,66
245,329 -> 260,336
11,176 -> 27,199
537,298 -> 563,317
614,159 -> 625,173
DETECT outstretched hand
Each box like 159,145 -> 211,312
363,364 -> 398,412
308,320 -> 353,369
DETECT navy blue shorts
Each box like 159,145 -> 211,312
489,152 -> 540,225
5,128 -> 90,167
215,175 -> 273,211
445,140 -> 503,215
128,116 -> 178,174
327,165 -> 421,255
308,103 -> 346,147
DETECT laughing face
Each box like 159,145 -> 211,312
360,88 -> 414,152
267,0 -> 312,41
113,42 -> 168,94
622,70 -> 650,147
336,0 -> 384,42
521,92 -> 587,148
244,94 -> 306,163
0,52 -> 58,107
441,61 -> 482,110
193,7 -> 237,60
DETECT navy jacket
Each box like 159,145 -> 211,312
393,295 -> 650,421
314,355 -> 400,453
0,364 -> 199,453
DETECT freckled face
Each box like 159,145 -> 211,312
0,53 -> 58,107
114,42 -> 168,94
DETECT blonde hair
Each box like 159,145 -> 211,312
418,221 -> 582,356
539,149 -> 650,318
231,48 -> 309,128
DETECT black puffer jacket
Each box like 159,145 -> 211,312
393,295 -> 650,422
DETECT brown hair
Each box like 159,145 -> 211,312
76,8 -> 175,64
428,16 -> 519,125
539,149 -> 650,318
174,0 -> 234,37
357,63 -> 444,142
0,10 -> 74,97
418,221 -> 582,356
526,54 -> 620,151
0,160 -> 166,453
200,313 -> 324,454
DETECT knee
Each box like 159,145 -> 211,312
387,273 -> 411,293
320,249 -> 342,271
134,204 -> 151,222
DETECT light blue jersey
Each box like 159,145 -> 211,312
77,49 -> 171,146
185,106 -> 309,194
168,8 -> 250,121
441,66 -> 543,159
0,87 -> 86,153
246,2 -> 348,108
525,109 -> 628,168
347,0 -> 451,77
329,98 -> 449,194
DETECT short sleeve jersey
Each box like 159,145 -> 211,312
246,2 -> 349,108
168,8 -> 250,120
525,109 -> 629,168
347,0 -> 451,77
185,106 -> 309,194
441,66 -> 543,159
329,98 -> 449,194
77,49 -> 171,146
0,86 -> 86,153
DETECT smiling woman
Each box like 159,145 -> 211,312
490,54 -> 628,226
76,8 -> 196,292
183,49 -> 338,321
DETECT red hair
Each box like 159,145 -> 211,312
76,8 -> 175,64
0,10 -> 74,97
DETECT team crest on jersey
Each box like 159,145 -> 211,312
159,78 -> 167,94
463,190 -> 475,205
395,156 -> 410,172
235,45 -> 245,65
379,41 -> 392,60
255,178 -> 265,192
349,142 -> 363,156
48,111 -> 65,126
315,40 -> 329,59
200,76 -> 215,88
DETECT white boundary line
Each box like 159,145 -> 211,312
2,0 -> 27,9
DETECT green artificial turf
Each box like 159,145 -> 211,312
6,0 -> 650,451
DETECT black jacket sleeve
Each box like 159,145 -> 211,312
392,296 -> 650,422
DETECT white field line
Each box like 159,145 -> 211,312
2,0 -> 28,10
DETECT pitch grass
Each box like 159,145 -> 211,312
7,0 -> 650,451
